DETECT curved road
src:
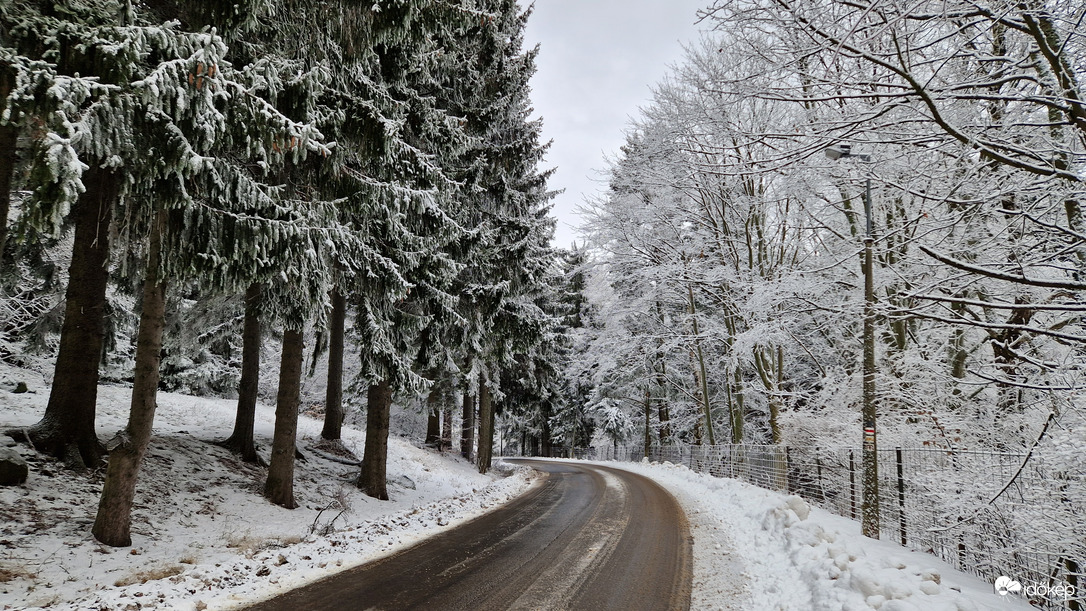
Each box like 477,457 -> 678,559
244,459 -> 692,610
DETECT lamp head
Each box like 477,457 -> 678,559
825,144 -> 851,160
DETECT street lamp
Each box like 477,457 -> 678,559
825,144 -> 880,539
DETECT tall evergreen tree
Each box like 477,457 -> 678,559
326,1 -> 471,500
1,0 -> 131,468
26,2 -> 337,542
446,1 -> 559,472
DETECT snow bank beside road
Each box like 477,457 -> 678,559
0,361 -> 537,611
97,464 -> 535,611
607,459 -> 1032,611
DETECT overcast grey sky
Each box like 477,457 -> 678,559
521,0 -> 710,249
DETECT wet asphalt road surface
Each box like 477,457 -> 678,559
243,459 -> 693,610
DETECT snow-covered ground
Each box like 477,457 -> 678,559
604,459 -> 1036,611
0,361 -> 537,611
0,357 -> 1042,610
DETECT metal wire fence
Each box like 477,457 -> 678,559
563,444 -> 1084,610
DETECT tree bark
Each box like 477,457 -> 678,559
460,392 -> 475,460
0,63 -> 16,259
264,328 -> 304,509
358,379 -> 392,500
92,206 -> 166,547
15,166 -> 118,469
653,302 -> 672,445
643,386 -> 652,456
476,374 -> 493,474
219,283 -> 263,463
687,283 -> 715,445
441,401 -> 453,451
541,412 -> 553,457
0,124 -> 14,260
425,385 -> 441,447
754,346 -> 783,445
729,366 -> 745,444
320,289 -> 347,441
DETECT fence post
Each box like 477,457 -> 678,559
778,446 -> 786,491
785,447 -> 792,493
896,447 -> 906,546
1066,557 -> 1081,611
849,450 -> 857,520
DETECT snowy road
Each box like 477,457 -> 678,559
242,460 -> 693,610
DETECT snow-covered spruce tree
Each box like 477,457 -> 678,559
498,255 -> 570,457
207,0 -> 415,461
331,1 -> 476,500
63,10 -> 333,543
259,174 -> 348,510
218,1 -> 356,454
470,169 -> 558,474
188,2 -> 333,463
0,0 -> 137,468
434,0 -> 559,473
213,0 -> 405,505
0,0 -> 308,470
548,246 -> 600,454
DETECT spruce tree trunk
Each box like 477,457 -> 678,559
92,207 -> 166,547
0,63 -> 16,259
17,167 -> 118,468
320,289 -> 346,441
358,379 -> 391,500
476,375 -> 493,474
264,328 -> 304,509
424,385 -> 441,447
541,416 -> 553,457
460,392 -> 475,460
0,125 -> 15,259
219,283 -> 263,463
441,402 -> 453,451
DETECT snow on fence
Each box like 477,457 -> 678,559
570,444 -> 1085,610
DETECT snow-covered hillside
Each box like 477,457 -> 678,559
0,361 -> 536,611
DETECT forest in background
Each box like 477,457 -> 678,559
572,0 -> 1086,458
